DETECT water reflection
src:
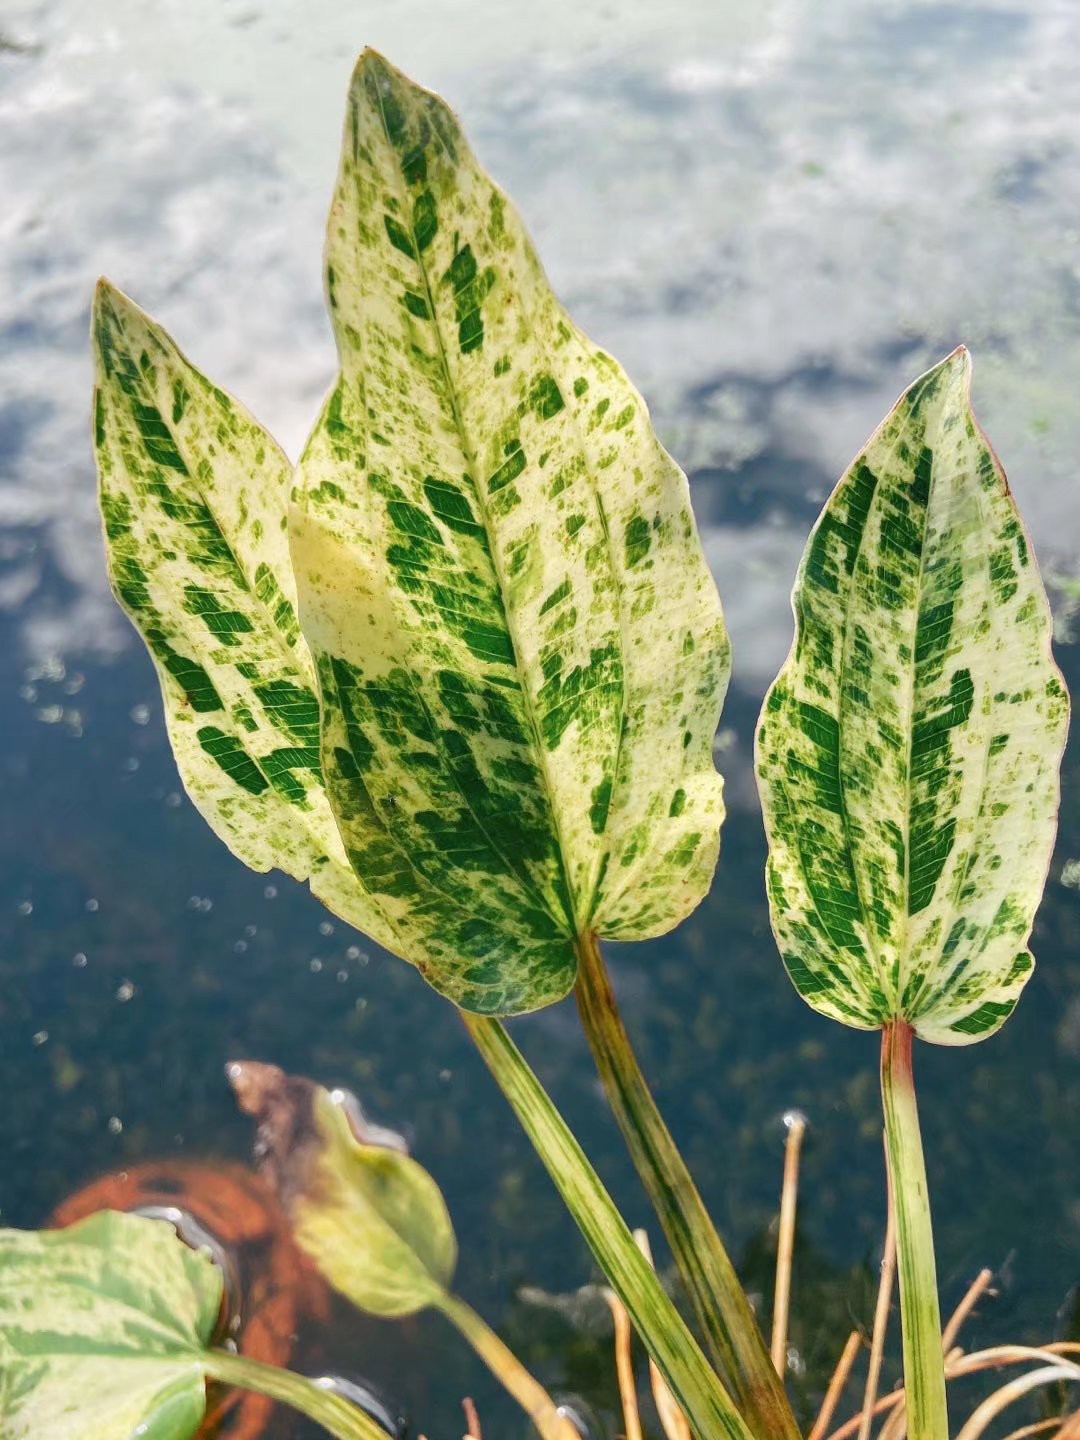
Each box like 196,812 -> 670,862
1,0 -> 1078,1434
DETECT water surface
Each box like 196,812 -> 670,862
1,1 -> 1078,1434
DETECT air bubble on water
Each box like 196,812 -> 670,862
107,1116 -> 123,1134
319,920 -> 334,936
244,924 -> 257,937
85,898 -> 99,913
1061,858 -> 1080,889
264,884 -> 277,899
72,952 -> 88,967
18,684 -> 36,702
165,791 -> 181,807
31,1030 -> 48,1046
130,703 -> 150,725
124,756 -> 140,772
36,704 -> 63,724
346,945 -> 361,960
17,900 -> 32,916
308,1375 -> 406,1438
354,997 -> 368,1012
116,980 -> 136,1002
337,969 -> 349,983
439,1068 -> 452,1083
63,673 -> 85,695
554,1396 -> 603,1440
309,957 -> 323,973
233,940 -> 248,954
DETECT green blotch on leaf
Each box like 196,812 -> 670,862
197,726 -> 269,795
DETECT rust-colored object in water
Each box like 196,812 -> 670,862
51,1159 -> 330,1440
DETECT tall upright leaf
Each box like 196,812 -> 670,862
290,51 -> 730,1014
756,348 -> 1068,1045
755,348 -> 1069,1440
92,281 -> 396,950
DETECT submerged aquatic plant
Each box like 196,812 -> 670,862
1,43 -> 1072,1440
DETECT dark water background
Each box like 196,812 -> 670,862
2,1 -> 1079,1435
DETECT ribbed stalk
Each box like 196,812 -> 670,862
435,1290 -> 578,1440
204,1349 -> 385,1440
880,1020 -> 949,1440
463,1012 -> 757,1440
574,932 -> 800,1440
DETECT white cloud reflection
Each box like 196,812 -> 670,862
2,0 -> 1078,688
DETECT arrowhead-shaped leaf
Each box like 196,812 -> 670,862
290,52 -> 730,1014
0,1211 -> 221,1440
756,349 -> 1068,1044
228,1060 -> 456,1317
92,281 -> 397,951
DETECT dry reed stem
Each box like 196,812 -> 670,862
1000,1420 -> 1067,1440
859,1181 -> 898,1440
941,1271 -> 995,1355
771,1113 -> 807,1375
954,1366 -> 1079,1440
603,1286 -> 643,1440
825,1343 -> 1080,1440
462,1397 -> 482,1440
809,1331 -> 864,1440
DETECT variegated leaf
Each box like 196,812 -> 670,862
290,52 -> 730,1014
92,282 -> 397,951
756,349 -> 1068,1045
0,1211 -> 221,1440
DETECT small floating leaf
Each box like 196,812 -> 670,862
755,349 -> 1068,1044
228,1060 -> 455,1316
289,50 -> 730,1014
0,1211 -> 221,1440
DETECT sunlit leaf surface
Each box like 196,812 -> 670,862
0,1211 -> 221,1440
93,53 -> 730,1017
92,282 -> 398,951
756,349 -> 1068,1044
289,51 -> 730,1013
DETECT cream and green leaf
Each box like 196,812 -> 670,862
0,1211 -> 395,1440
92,281 -> 398,952
289,51 -> 729,1014
93,53 -> 729,1018
756,349 -> 1068,1045
0,1212 -> 221,1440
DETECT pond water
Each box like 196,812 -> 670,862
1,0 -> 1079,1434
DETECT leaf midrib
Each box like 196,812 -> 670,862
904,427 -> 997,1020
368,73 -> 588,939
